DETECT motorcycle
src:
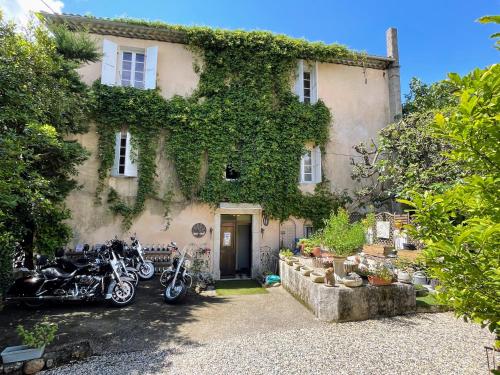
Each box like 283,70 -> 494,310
126,236 -> 156,280
5,248 -> 136,308
106,240 -> 140,287
161,246 -> 193,304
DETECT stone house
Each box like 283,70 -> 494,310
42,13 -> 401,279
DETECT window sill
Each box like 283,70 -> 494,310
110,175 -> 138,179
299,181 -> 317,185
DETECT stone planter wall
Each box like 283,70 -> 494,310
0,341 -> 92,375
279,259 -> 416,322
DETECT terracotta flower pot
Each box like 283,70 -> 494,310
368,275 -> 392,286
312,246 -> 321,257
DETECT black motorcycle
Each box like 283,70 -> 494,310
124,236 -> 155,280
160,246 -> 192,304
5,248 -> 136,308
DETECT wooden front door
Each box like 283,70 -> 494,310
220,222 -> 236,277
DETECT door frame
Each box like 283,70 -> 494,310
213,203 -> 262,280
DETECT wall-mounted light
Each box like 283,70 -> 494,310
260,228 -> 265,238
262,213 -> 269,227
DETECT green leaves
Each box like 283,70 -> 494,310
93,26 -> 345,226
404,65 -> 500,339
17,322 -> 58,348
0,16 -> 95,291
314,208 -> 365,256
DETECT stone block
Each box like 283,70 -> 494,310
280,260 -> 416,322
23,359 -> 44,374
3,361 -> 22,374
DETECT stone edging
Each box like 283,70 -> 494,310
0,341 -> 92,375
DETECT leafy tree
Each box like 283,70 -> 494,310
0,14 -> 98,291
351,78 -> 460,208
401,64 -> 500,345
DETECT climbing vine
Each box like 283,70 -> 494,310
91,21 -> 357,228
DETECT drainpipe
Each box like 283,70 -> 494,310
386,27 -> 402,121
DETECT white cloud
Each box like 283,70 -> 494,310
0,0 -> 64,27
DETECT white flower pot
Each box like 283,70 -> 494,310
397,271 -> 412,284
332,256 -> 347,282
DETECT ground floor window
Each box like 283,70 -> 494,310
304,225 -> 315,238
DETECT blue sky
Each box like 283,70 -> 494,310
5,0 -> 500,99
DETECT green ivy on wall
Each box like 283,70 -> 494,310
91,24 -> 355,228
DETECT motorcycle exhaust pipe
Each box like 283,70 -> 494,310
5,295 -> 81,302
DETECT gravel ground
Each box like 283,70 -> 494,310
43,313 -> 494,375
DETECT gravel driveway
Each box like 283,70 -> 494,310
43,305 -> 494,375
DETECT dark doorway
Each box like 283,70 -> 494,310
220,214 -> 252,278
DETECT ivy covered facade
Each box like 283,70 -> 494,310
42,13 -> 401,279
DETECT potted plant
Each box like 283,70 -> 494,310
343,272 -> 363,287
316,209 -> 365,280
1,321 -> 58,363
392,258 -> 414,284
279,248 -> 293,261
297,239 -> 313,257
368,265 -> 394,286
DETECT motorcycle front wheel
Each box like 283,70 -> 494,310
163,279 -> 187,304
109,280 -> 136,307
138,261 -> 155,280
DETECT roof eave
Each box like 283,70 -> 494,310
39,12 -> 394,70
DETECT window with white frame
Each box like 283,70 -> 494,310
111,130 -> 137,177
295,60 -> 318,104
303,70 -> 311,104
101,39 -> 158,90
121,51 -> 145,89
300,146 -> 322,183
301,150 -> 313,182
117,131 -> 127,175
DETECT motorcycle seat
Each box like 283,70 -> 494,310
57,257 -> 89,272
42,267 -> 74,279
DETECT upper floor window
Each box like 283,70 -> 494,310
118,131 -> 127,175
121,51 -> 145,89
301,150 -> 313,182
303,71 -> 311,104
300,146 -> 322,184
225,163 -> 240,181
295,60 -> 318,104
111,130 -> 137,177
101,39 -> 158,90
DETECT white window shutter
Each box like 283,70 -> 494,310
313,146 -> 322,183
294,60 -> 304,101
111,132 -> 121,176
124,132 -> 138,177
101,39 -> 118,86
299,154 -> 304,183
145,46 -> 159,89
311,61 -> 318,104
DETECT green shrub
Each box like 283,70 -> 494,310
279,248 -> 294,258
317,209 -> 365,256
16,322 -> 58,348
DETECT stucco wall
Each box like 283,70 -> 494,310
79,34 -> 200,98
319,63 -> 390,192
66,33 -> 392,276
